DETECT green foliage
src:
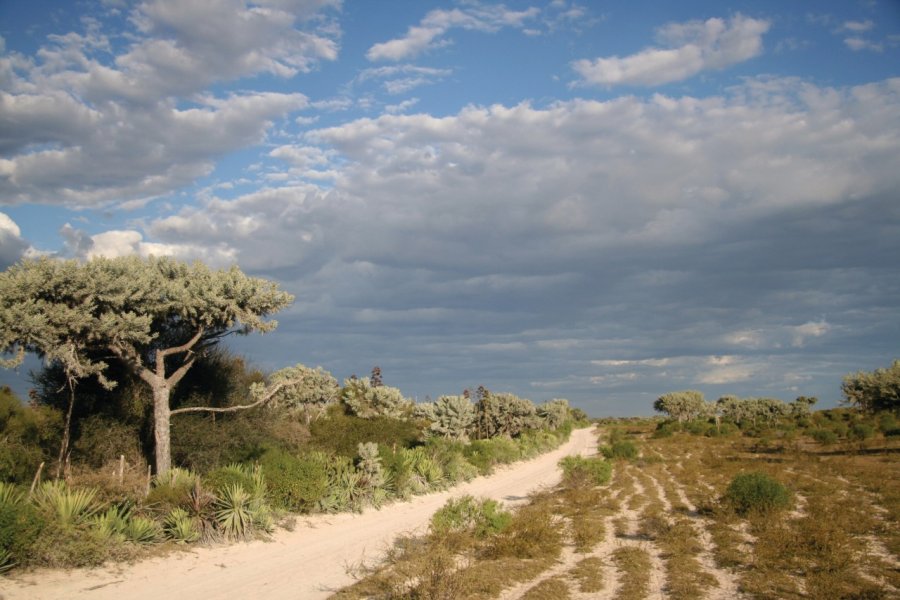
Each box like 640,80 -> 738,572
418,395 -> 477,441
341,376 -> 414,419
810,428 -> 839,445
309,406 -> 422,457
215,484 -> 254,540
600,440 -> 638,460
537,398 -> 570,430
430,495 -> 511,538
123,515 -> 163,544
849,423 -> 876,441
464,437 -> 521,475
146,467 -> 200,513
424,437 -> 479,484
72,415 -> 144,468
474,390 -> 539,439
0,483 -> 45,570
654,390 -> 706,422
877,412 -> 898,433
90,505 -> 130,542
559,456 -> 613,486
842,359 -> 900,412
164,507 -> 200,543
724,471 -> 792,516
204,463 -> 257,496
267,364 -> 339,424
356,442 -> 387,493
0,387 -> 62,483
259,448 -> 329,512
33,481 -> 101,528
319,456 -> 365,513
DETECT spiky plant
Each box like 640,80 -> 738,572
0,482 -> 24,507
33,481 -> 100,528
90,505 -> 130,542
215,484 -> 253,540
124,516 -> 163,544
164,508 -> 201,543
0,548 -> 14,574
320,459 -> 364,513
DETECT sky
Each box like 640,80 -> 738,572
1,0 -> 899,416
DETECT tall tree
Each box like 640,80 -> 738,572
0,256 -> 294,474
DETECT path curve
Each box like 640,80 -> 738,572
3,426 -> 597,600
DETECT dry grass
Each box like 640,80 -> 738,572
569,555 -> 605,593
333,419 -> 899,599
612,545 -> 652,600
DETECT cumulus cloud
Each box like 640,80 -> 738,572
0,212 -> 29,268
572,14 -> 770,86
366,3 -> 539,61
113,75 -> 898,405
0,0 -> 336,207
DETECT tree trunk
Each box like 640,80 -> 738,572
152,382 -> 172,475
55,379 -> 77,480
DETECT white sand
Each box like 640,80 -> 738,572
2,426 -> 596,600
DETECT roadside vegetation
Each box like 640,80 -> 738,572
335,359 -> 899,599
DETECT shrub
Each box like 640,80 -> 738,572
430,495 -> 511,538
203,463 -> 257,496
849,423 -> 876,441
72,415 -> 144,468
810,429 -> 838,445
259,448 -> 329,512
309,407 -> 422,457
164,507 -> 200,543
723,471 -> 791,516
464,437 -> 521,475
559,456 -> 612,486
32,481 -> 101,528
0,483 -> 45,569
877,412 -> 898,433
145,467 -> 200,514
600,440 -> 638,460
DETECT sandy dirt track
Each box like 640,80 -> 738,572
2,427 -> 597,600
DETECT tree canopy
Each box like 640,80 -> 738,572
0,256 -> 295,474
842,359 -> 900,413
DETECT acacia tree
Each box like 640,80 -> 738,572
0,256 -> 294,474
842,360 -> 900,413
653,390 -> 707,422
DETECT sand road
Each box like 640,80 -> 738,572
3,426 -> 597,600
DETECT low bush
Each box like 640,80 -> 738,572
559,456 -> 612,486
810,428 -> 838,445
309,407 -> 422,457
259,448 -> 329,512
0,484 -> 46,569
723,471 -> 791,516
145,467 -> 200,514
464,437 -> 521,475
849,423 -> 876,441
430,495 -> 511,538
600,440 -> 638,460
72,415 -> 144,469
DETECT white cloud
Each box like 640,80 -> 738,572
0,212 -> 30,268
844,37 -> 883,52
790,320 -> 831,347
842,20 -> 874,33
0,0 -> 333,207
366,4 -> 540,61
573,14 -> 770,86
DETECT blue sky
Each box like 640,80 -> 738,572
1,0 -> 899,416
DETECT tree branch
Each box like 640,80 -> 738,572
170,377 -> 302,417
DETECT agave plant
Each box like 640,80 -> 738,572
215,484 -> 253,540
33,481 -> 100,528
164,508 -> 201,543
319,458 -> 364,513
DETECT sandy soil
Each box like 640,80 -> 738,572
1,427 -> 597,600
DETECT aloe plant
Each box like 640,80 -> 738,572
90,505 -> 130,542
